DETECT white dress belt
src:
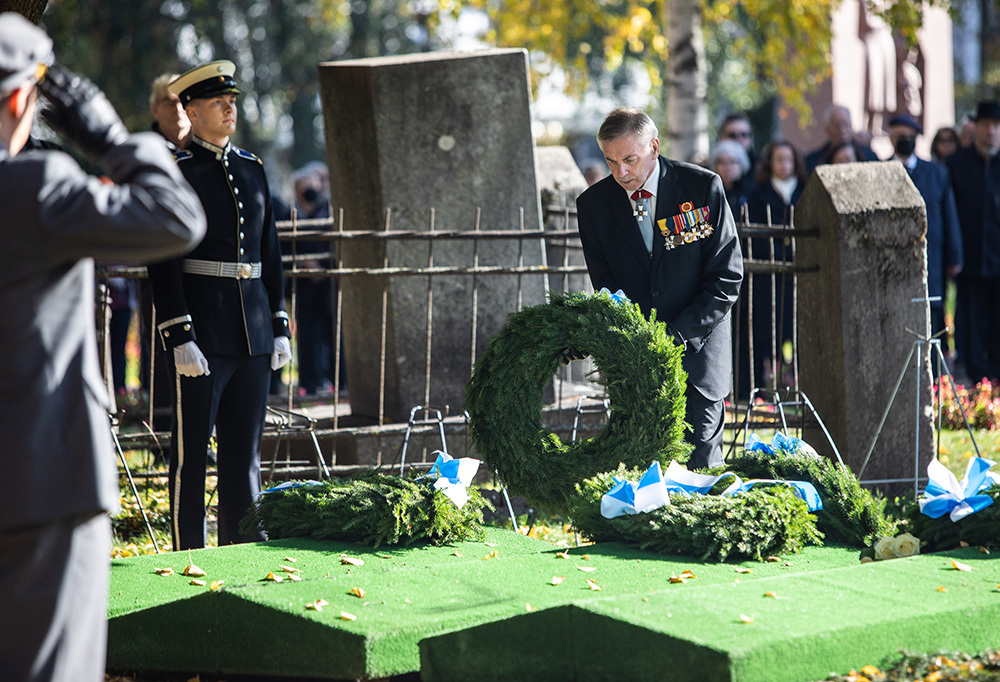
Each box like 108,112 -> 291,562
182,259 -> 262,279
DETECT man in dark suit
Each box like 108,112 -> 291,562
947,101 -> 1000,382
805,104 -> 878,172
0,13 -> 205,681
887,115 -> 963,343
577,108 -> 743,469
147,60 -> 291,550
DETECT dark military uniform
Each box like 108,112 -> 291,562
147,135 -> 289,550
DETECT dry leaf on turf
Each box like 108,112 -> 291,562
279,565 -> 299,573
482,550 -> 498,561
340,611 -> 357,621
669,575 -> 687,584
288,574 -> 302,582
452,551 -> 462,557
951,559 -> 973,572
484,542 -> 498,547
556,551 -> 570,560
586,579 -> 601,591
183,564 -> 206,577
305,599 -> 329,611
551,576 -> 565,586
739,614 -> 754,624
189,579 -> 206,587
210,580 -> 224,591
575,565 -> 596,573
525,603 -> 537,612
937,586 -> 948,592
284,557 -> 297,562
349,587 -> 366,599
581,555 -> 591,560
679,570 -> 696,580
861,665 -> 880,676
765,556 -> 780,563
734,567 -> 752,574
263,572 -> 283,582
154,567 -> 174,577
341,556 -> 364,566
763,592 -> 778,599
960,541 -> 970,548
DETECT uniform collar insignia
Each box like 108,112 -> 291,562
192,135 -> 231,161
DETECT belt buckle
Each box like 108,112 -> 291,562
238,263 -> 253,279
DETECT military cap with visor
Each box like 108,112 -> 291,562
0,12 -> 53,93
168,60 -> 240,104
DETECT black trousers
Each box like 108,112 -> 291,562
685,384 -> 726,470
169,353 -> 270,550
0,514 -> 110,682
956,275 -> 1000,382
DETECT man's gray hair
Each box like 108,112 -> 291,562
597,107 -> 658,146
149,73 -> 179,109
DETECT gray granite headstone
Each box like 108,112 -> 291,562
318,49 -> 545,423
796,161 -> 934,488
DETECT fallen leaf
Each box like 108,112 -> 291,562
183,564 -> 206,578
341,556 -> 364,566
783,562 -> 794,566
860,556 -> 874,564
189,579 -> 206,587
210,580 -> 224,591
484,541 -> 498,547
575,565 -> 596,573
288,574 -> 302,582
581,554 -> 591,560
525,602 -> 538,611
764,592 -> 778,598
305,599 -> 329,611
279,565 -> 300,573
340,611 -> 357,621
861,665 -> 880,676
982,547 -> 991,555
937,586 -> 948,592
951,559 -> 973,572
452,551 -> 462,557
586,579 -> 602,591
959,541 -> 970,548
154,567 -> 174,577
482,550 -> 498,561
263,572 -> 283,582
284,557 -> 298,562
739,613 -> 754,624
679,570 -> 696,580
349,587 -> 366,599
765,556 -> 780,563
734,567 -> 752,574
551,576 -> 565,586
669,576 -> 687,584
555,551 -> 570,560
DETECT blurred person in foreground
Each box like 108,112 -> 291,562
147,60 -> 291,551
149,72 -> 190,151
576,107 -> 743,469
0,12 -> 205,682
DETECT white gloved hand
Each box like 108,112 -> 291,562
271,336 -> 292,371
173,340 -> 210,377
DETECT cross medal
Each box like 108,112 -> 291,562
633,200 -> 648,218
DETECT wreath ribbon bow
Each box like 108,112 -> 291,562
747,432 -> 805,456
601,461 -> 671,518
920,456 -> 1000,522
598,287 -> 630,305
426,450 -> 481,509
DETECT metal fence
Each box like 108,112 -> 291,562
98,204 -> 817,472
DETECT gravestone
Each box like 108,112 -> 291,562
318,49 -> 545,423
796,162 -> 934,488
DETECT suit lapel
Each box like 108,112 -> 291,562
611,178 -> 652,270
651,158 -> 679,273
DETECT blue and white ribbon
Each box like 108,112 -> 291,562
601,461 -> 671,518
425,450 -> 481,509
920,456 -> 1000,523
260,479 -> 323,495
747,432 -> 806,456
598,287 -> 630,305
734,479 -> 823,511
661,460 -> 743,496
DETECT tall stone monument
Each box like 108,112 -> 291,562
318,49 -> 545,423
796,162 -> 934,487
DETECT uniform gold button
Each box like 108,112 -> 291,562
228,174 -> 233,181
239,248 -> 245,255
183,324 -> 191,331
164,331 -> 170,337
239,217 -> 244,224
234,188 -> 240,195
238,202 -> 243,209
239,232 -> 245,239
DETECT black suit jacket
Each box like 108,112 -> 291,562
577,157 -> 743,400
904,158 -> 962,304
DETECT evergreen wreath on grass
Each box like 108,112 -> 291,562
901,484 -> 1000,553
465,290 -> 690,513
570,466 -> 823,562
242,472 -> 492,547
724,448 -> 898,547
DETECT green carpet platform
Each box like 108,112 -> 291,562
108,529 -> 1000,681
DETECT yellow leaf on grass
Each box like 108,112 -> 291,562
154,567 -> 174,577
484,542 -> 498,547
210,580 -> 224,591
861,665 -> 881,676
284,557 -> 297,562
739,614 -> 754,624
525,602 -> 538,611
765,556 -> 780,563
452,551 -> 462,557
288,574 -> 302,582
183,564 -> 206,578
264,572 -> 283,582
679,570 -> 696,580
669,576 -> 687,584
937,586 -> 948,592
340,611 -> 357,621
341,556 -> 364,566
951,559 -> 973,572
556,551 -> 570,560
734,567 -> 752,574
305,599 -> 329,611
189,579 -> 206,587
982,547 -> 991,554
279,565 -> 299,573
586,579 -> 601,591
551,576 -> 565,586
764,592 -> 778,598
575,565 -> 596,573
581,554 -> 591,560
482,550 -> 498,561
349,587 -> 366,599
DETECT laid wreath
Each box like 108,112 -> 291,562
241,471 -> 492,547
901,484 -> 1000,553
465,290 -> 689,512
570,465 -> 822,562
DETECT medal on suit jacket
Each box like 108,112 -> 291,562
657,201 -> 714,250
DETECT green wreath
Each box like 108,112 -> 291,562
465,290 -> 690,512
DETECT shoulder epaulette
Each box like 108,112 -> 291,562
233,147 -> 262,164
173,149 -> 193,162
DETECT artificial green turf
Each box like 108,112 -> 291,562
108,531 -> 1000,681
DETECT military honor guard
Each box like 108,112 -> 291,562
577,108 -> 743,469
147,60 -> 292,551
0,13 -> 206,681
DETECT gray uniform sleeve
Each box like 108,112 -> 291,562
36,132 -> 206,264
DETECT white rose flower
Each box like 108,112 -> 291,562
874,536 -> 896,561
890,533 -> 920,558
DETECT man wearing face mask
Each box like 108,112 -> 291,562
887,115 -> 962,346
947,102 -> 1000,382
